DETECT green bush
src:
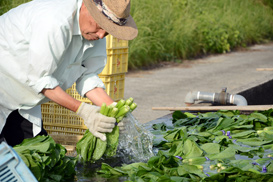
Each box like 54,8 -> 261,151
129,0 -> 273,69
1,0 -> 273,70
0,0 -> 31,15
261,0 -> 273,9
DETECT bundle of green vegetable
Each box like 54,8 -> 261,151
76,98 -> 137,162
13,135 -> 77,182
97,109 -> 273,181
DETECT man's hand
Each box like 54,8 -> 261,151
76,102 -> 116,141
117,120 -> 126,132
110,101 -> 127,132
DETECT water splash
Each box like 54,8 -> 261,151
117,112 -> 154,164
75,113 -> 154,181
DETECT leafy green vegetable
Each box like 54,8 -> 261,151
200,143 -> 221,154
152,122 -> 167,131
76,97 -> 137,162
97,109 -> 273,181
13,135 -> 77,182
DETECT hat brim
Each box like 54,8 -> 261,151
83,0 -> 138,40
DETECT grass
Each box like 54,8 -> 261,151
129,0 -> 273,69
1,0 -> 273,70
0,0 -> 31,15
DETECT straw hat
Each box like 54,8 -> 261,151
83,0 -> 138,40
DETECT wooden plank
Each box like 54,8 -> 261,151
63,145 -> 76,152
152,105 -> 273,111
50,134 -> 83,145
256,68 -> 273,71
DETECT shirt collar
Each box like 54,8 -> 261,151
73,0 -> 83,36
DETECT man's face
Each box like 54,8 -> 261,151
79,3 -> 108,41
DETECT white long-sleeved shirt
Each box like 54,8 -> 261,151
0,0 -> 107,133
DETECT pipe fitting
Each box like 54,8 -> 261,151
184,88 -> 248,106
184,91 -> 197,105
229,94 -> 248,106
185,91 -> 215,105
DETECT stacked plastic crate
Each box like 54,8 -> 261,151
0,142 -> 38,182
99,34 -> 129,100
41,35 -> 129,147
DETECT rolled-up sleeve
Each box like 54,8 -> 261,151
76,38 -> 107,97
32,75 -> 60,93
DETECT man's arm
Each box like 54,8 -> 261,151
42,86 -> 116,141
85,87 -> 114,106
41,86 -> 114,112
41,86 -> 81,112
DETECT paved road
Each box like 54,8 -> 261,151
124,43 -> 273,123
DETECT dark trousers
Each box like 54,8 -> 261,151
0,110 -> 47,147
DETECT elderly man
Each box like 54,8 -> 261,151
0,0 -> 138,146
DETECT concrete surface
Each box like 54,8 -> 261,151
124,43 -> 273,123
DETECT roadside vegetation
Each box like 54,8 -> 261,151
0,0 -> 30,15
1,0 -> 273,70
129,0 -> 273,69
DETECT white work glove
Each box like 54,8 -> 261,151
76,102 -> 116,141
110,102 -> 117,107
117,118 -> 126,132
111,102 -> 125,132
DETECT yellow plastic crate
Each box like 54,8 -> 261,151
41,102 -> 87,135
99,74 -> 125,101
61,74 -> 125,103
100,48 -> 129,75
41,73 -> 125,136
65,84 -> 92,104
106,35 -> 128,49
101,35 -> 129,75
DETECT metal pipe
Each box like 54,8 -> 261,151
185,88 -> 248,106
229,94 -> 248,106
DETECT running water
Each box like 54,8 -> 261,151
75,113 -> 154,181
116,112 -> 154,164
